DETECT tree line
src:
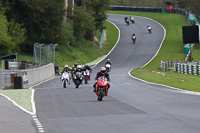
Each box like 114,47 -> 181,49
177,0 -> 200,20
0,0 -> 111,56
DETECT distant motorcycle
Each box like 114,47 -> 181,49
125,19 -> 130,25
73,71 -> 83,88
83,69 -> 90,84
124,17 -> 129,25
132,36 -> 136,43
147,26 -> 152,33
105,63 -> 111,73
130,17 -> 135,23
61,71 -> 70,88
94,76 -> 109,101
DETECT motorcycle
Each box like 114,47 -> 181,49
132,36 -> 136,43
95,76 -> 109,101
130,17 -> 135,23
83,69 -> 90,84
105,63 -> 111,73
73,71 -> 83,88
61,71 -> 70,88
125,19 -> 129,25
147,26 -> 152,33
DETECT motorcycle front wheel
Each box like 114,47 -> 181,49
98,89 -> 104,101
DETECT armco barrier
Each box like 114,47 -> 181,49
17,63 -> 55,88
111,6 -> 162,13
110,6 -> 186,16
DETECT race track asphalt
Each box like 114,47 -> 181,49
33,14 -> 200,133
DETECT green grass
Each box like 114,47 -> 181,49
132,71 -> 200,92
107,10 -> 200,93
0,89 -> 33,112
55,21 -> 119,67
192,44 -> 200,61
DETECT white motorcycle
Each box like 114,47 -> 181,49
83,69 -> 90,84
105,64 -> 111,73
61,71 -> 70,88
147,26 -> 152,33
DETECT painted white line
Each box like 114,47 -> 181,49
37,125 -> 43,128
0,93 -> 34,115
127,16 -> 200,96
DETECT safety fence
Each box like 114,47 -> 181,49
160,60 -> 186,71
33,43 -> 58,66
160,60 -> 200,76
174,62 -> 200,76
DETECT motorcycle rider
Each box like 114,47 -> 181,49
93,67 -> 110,93
82,64 -> 92,72
147,24 -> 152,33
124,16 -> 128,21
105,59 -> 112,65
60,64 -> 71,83
74,65 -> 83,84
132,33 -> 136,43
60,64 -> 71,77
82,64 -> 92,80
130,16 -> 135,23
124,16 -> 129,24
71,63 -> 78,81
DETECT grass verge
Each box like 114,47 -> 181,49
107,10 -> 200,93
0,89 -> 32,112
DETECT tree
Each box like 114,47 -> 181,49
75,0 -> 111,30
73,6 -> 95,41
0,2 -> 26,55
2,0 -> 65,53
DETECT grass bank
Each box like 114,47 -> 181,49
55,21 -> 118,67
107,10 -> 200,93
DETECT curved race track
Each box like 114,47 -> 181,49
34,14 -> 200,133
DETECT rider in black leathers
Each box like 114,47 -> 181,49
71,63 -> 78,81
60,64 -> 71,79
82,64 -> 92,72
105,59 -> 112,65
93,67 -> 110,92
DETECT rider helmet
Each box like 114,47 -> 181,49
65,64 -> 68,68
107,59 -> 110,62
101,67 -> 106,74
147,24 -> 150,27
84,64 -> 88,67
74,63 -> 77,67
77,65 -> 82,71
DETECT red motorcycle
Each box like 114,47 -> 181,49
132,36 -> 136,43
130,18 -> 135,23
95,76 -> 109,101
